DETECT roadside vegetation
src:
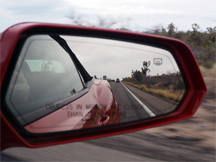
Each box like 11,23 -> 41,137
123,72 -> 185,102
144,23 -> 215,68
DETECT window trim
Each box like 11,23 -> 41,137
15,87 -> 90,126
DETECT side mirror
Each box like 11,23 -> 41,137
0,22 -> 206,150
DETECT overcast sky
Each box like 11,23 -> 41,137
0,0 -> 216,32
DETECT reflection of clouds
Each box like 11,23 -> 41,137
63,36 -> 180,79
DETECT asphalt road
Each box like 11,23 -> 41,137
109,82 -> 178,123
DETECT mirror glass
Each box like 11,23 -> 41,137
5,34 -> 185,134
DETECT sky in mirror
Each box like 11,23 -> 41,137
62,36 -> 179,80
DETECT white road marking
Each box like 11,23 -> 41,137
120,82 -> 156,117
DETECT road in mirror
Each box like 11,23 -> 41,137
6,35 -> 185,134
65,36 -> 185,123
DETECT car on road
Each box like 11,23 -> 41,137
116,78 -> 120,83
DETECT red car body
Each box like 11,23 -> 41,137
24,79 -> 120,133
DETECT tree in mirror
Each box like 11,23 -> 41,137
5,34 -> 185,134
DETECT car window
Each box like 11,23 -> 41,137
6,35 -> 84,125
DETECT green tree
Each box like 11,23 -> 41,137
206,27 -> 216,43
188,23 -> 202,46
167,22 -> 177,38
142,61 -> 151,76
132,70 -> 143,81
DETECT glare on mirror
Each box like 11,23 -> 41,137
5,35 -> 185,134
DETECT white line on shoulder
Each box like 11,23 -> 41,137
120,82 -> 156,117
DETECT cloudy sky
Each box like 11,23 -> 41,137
63,36 -> 179,79
0,0 -> 215,32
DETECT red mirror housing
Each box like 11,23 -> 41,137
0,22 -> 207,150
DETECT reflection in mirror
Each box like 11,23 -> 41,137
5,34 -> 185,134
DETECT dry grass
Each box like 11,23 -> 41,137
123,81 -> 185,102
199,63 -> 216,77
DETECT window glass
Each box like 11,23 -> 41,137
6,35 -> 84,123
25,60 -> 66,73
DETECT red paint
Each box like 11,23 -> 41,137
0,22 -> 206,150
24,80 -> 120,133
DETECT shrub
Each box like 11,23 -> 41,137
140,86 -> 145,91
197,60 -> 203,65
202,61 -> 214,69
132,70 -> 143,81
173,80 -> 185,90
